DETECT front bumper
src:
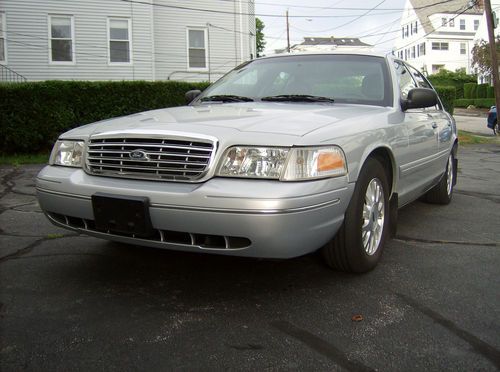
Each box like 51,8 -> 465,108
36,166 -> 354,258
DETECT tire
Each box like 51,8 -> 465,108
494,121 -> 499,136
322,157 -> 390,273
422,151 -> 455,205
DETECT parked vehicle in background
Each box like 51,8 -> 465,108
36,52 -> 458,273
487,106 -> 498,135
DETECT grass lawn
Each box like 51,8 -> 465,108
458,130 -> 499,145
0,153 -> 49,166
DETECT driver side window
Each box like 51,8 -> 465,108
394,60 -> 416,100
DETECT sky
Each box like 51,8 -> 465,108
255,0 -> 408,55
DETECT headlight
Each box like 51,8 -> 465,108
216,145 -> 347,181
217,146 -> 289,179
49,140 -> 85,167
282,146 -> 347,181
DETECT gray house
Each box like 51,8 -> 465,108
0,0 -> 256,82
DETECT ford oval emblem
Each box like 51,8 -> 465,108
129,150 -> 148,160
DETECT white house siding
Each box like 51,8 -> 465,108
1,0 -> 256,82
393,0 -> 482,75
153,0 -> 255,83
1,0 -> 154,81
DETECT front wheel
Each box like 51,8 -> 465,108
322,157 -> 390,273
494,121 -> 499,136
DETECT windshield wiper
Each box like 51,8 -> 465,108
261,95 -> 335,103
200,95 -> 254,103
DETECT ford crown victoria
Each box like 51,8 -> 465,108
36,52 -> 457,273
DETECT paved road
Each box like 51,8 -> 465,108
454,114 -> 494,136
1,145 -> 499,371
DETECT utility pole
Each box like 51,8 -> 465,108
286,10 -> 290,53
484,0 -> 500,112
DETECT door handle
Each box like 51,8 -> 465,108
431,122 -> 438,129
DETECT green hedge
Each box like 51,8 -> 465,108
0,80 -> 210,154
476,83 -> 488,99
435,86 -> 456,114
427,72 -> 476,99
454,98 -> 475,108
463,83 -> 477,99
473,98 -> 496,108
487,86 -> 495,99
454,98 -> 495,108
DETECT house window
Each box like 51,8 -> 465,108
474,19 -> 479,30
460,43 -> 466,55
49,15 -> 74,63
108,18 -> 131,63
460,19 -> 465,30
411,46 -> 415,58
419,42 -> 426,56
405,25 -> 409,37
449,19 -> 455,27
0,13 -> 5,62
432,42 -> 449,51
187,28 -> 207,69
442,18 -> 447,26
402,27 -> 404,39
414,21 -> 418,34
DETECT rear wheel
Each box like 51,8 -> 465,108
322,157 -> 390,273
422,152 -> 455,205
494,120 -> 499,136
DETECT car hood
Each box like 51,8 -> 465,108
62,102 -> 392,140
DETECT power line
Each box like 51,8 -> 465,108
119,0 -> 456,19
216,0 -> 457,12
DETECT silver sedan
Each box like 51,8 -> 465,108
36,52 -> 457,273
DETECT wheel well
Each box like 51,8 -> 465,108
367,148 -> 395,196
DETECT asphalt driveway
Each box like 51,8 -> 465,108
0,144 -> 499,371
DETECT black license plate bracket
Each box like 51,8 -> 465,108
91,193 -> 153,237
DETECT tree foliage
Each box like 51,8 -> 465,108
471,37 -> 500,75
256,18 -> 266,57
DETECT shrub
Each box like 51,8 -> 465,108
476,83 -> 489,99
454,98 -> 475,108
463,82 -> 477,99
474,98 -> 496,108
435,86 -> 456,114
0,80 -> 210,154
427,69 -> 476,98
487,86 -> 495,98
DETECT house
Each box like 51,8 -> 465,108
275,36 -> 372,54
392,0 -> 483,75
472,0 -> 500,84
0,0 -> 256,82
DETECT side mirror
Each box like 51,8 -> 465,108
401,88 -> 438,111
185,90 -> 201,104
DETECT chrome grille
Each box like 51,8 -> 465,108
85,137 -> 215,181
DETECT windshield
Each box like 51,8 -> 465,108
196,54 -> 393,107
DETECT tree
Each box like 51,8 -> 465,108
256,18 -> 266,57
471,37 -> 500,75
